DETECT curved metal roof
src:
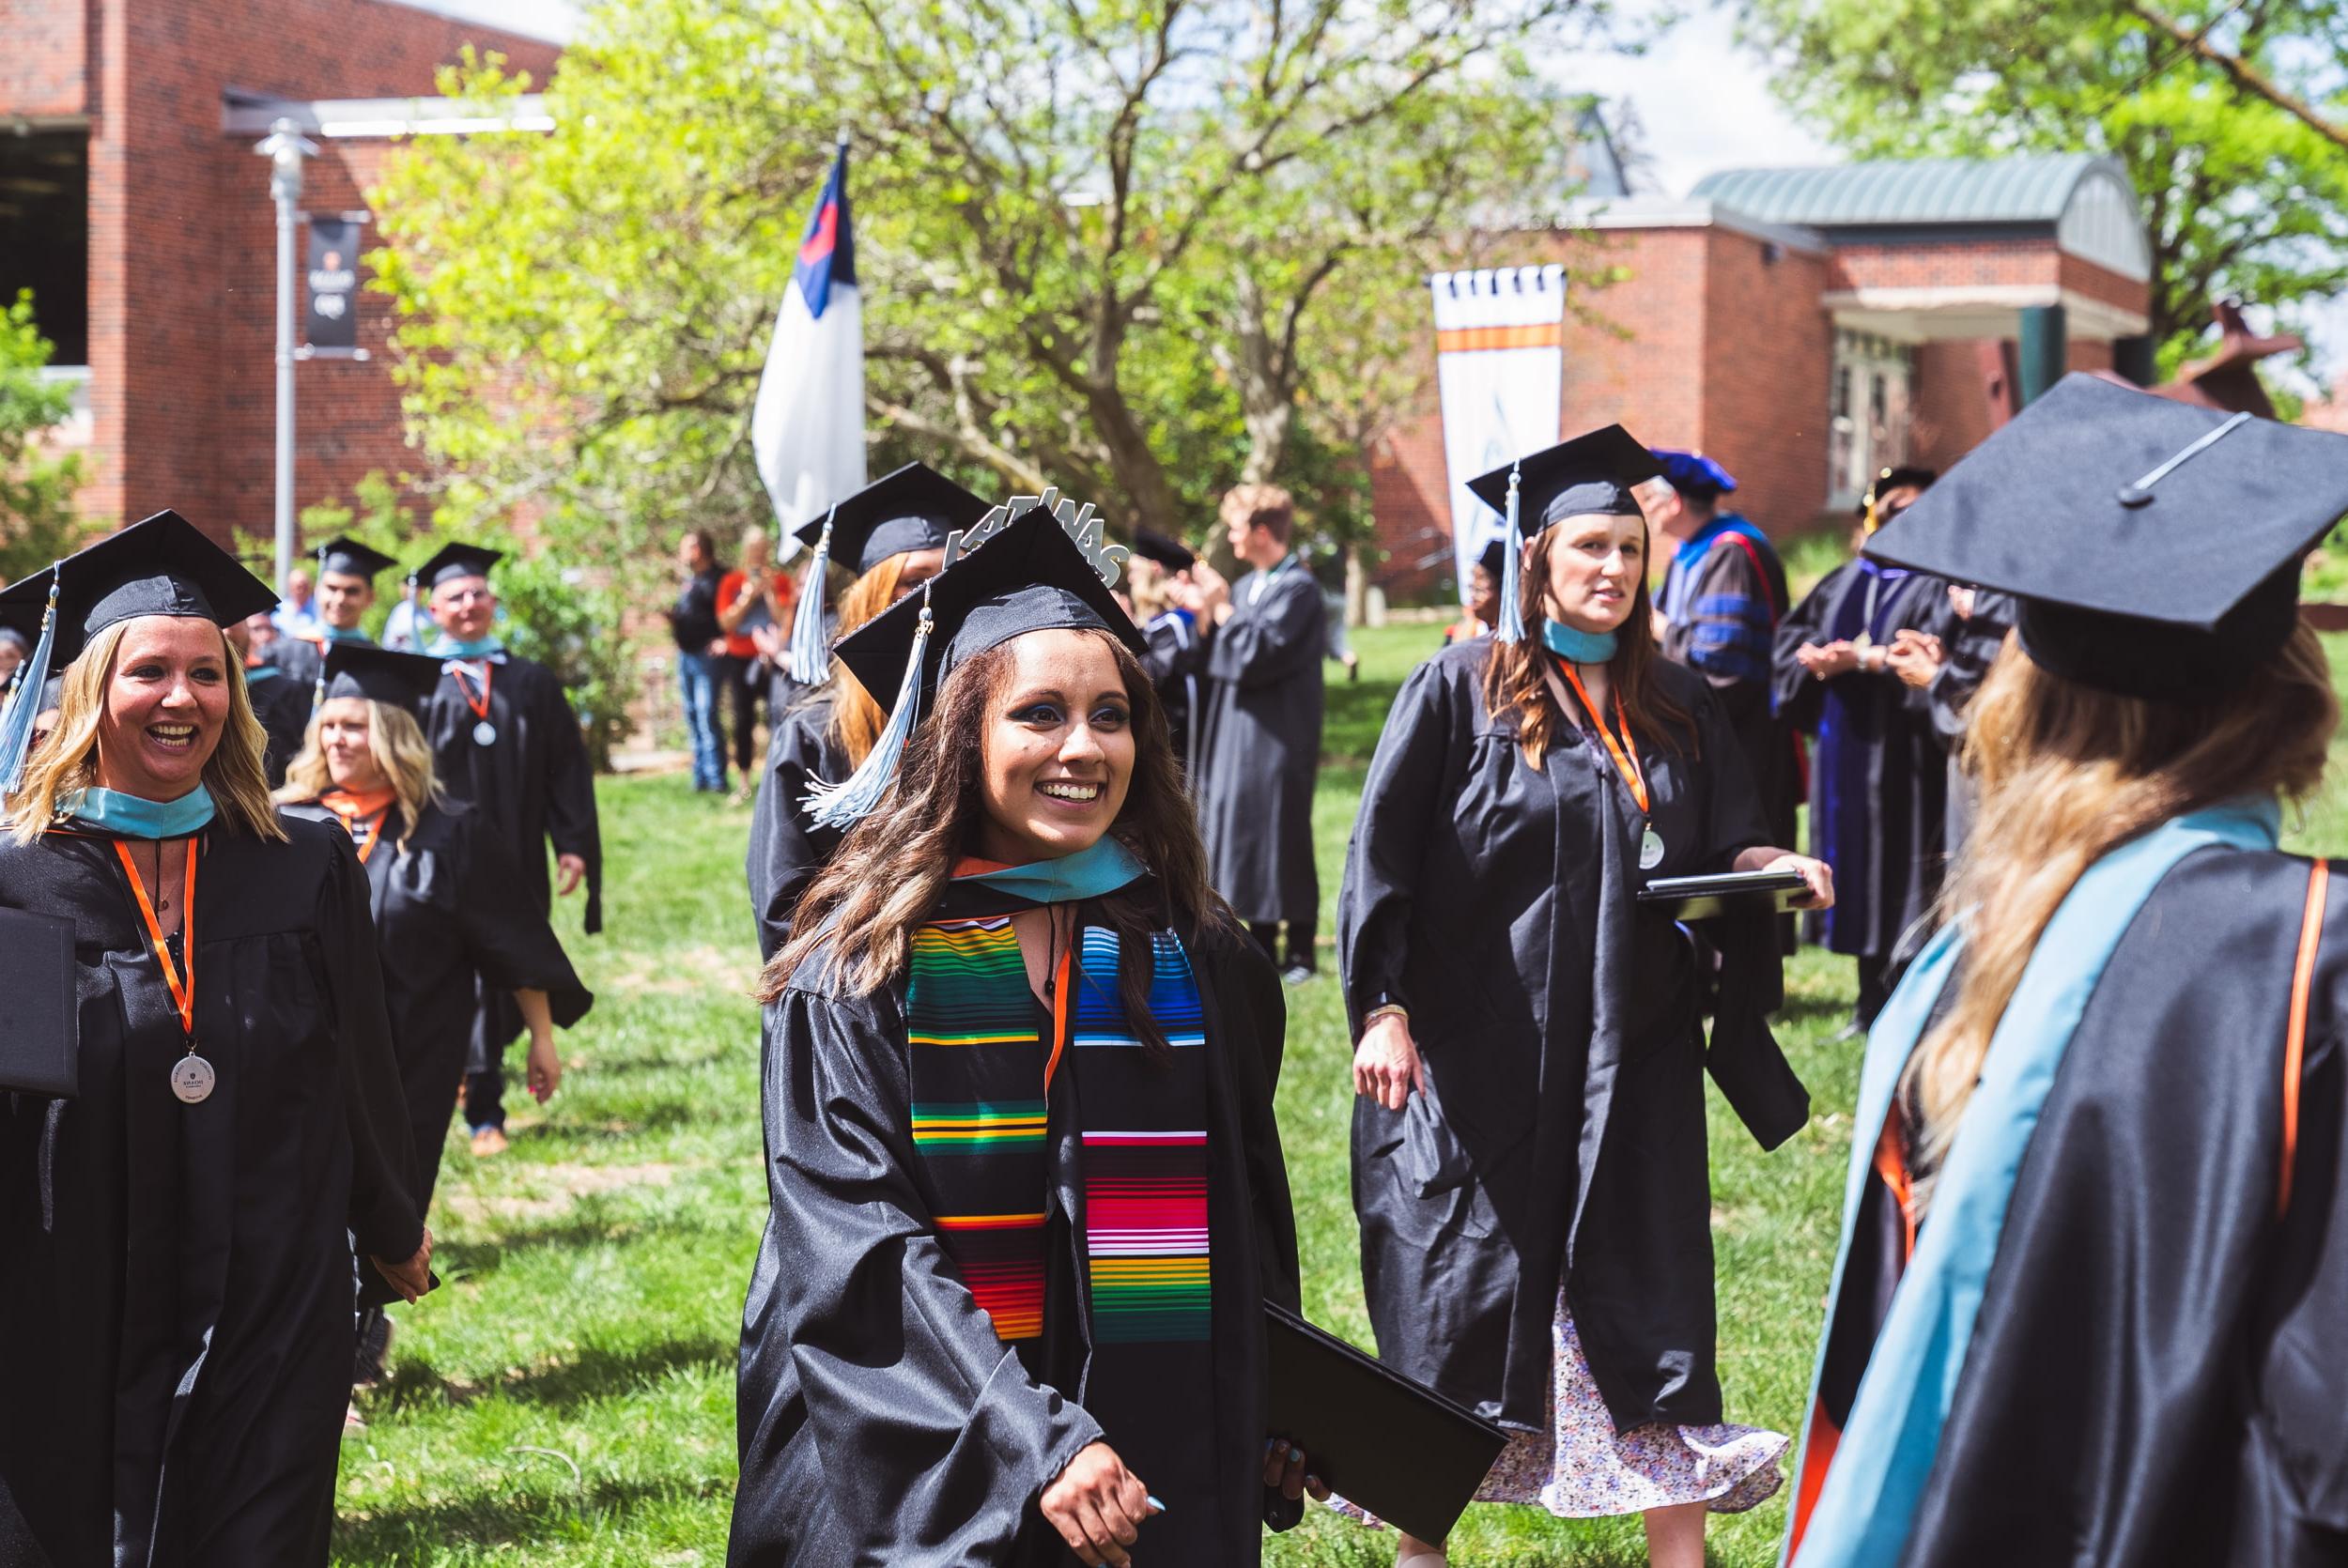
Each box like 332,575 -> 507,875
1690,154 -> 2127,226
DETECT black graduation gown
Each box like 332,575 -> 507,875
1923,592 -> 2016,856
242,666 -> 315,789
1138,611 -> 1205,779
1338,643 -> 1807,1431
420,651 -> 603,1060
744,692 -> 851,964
0,818 -> 424,1568
1806,847 -> 2348,1566
1197,563 -> 1325,927
1772,563 -> 1955,960
728,904 -> 1300,1566
1658,530 -> 1801,857
282,800 -> 593,1211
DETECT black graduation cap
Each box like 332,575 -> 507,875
1475,537 -> 1506,582
0,510 -> 278,790
318,641 -> 446,712
1464,424 -> 1662,644
1857,465 -> 1939,525
783,463 -> 993,683
1131,528 -> 1197,572
1864,373 -> 2348,702
413,541 -> 504,591
806,506 -> 1144,829
313,535 -> 397,583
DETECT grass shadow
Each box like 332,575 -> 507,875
332,1475 -> 717,1560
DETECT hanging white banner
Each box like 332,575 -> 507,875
1429,265 -> 1568,599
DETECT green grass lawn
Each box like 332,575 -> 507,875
333,624 -> 2348,1566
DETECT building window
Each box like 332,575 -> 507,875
0,131 -> 90,367
1829,331 -> 1912,513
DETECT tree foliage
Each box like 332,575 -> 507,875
0,290 -> 86,584
1737,0 -> 2348,355
370,0 -> 1612,575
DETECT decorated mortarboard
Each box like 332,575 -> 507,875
804,496 -> 1143,830
413,541 -> 505,591
1649,448 -> 1738,497
1857,465 -> 1939,528
1864,373 -> 2348,703
0,510 -> 278,792
1131,528 -> 1197,572
313,535 -> 397,583
1464,424 -> 1663,645
785,463 -> 993,683
317,641 -> 446,712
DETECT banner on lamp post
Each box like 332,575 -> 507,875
1429,265 -> 1568,598
301,213 -> 367,359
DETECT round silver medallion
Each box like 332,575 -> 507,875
1639,827 -> 1665,871
472,720 -> 498,746
171,1054 -> 217,1105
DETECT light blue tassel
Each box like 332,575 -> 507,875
801,588 -> 934,831
786,509 -> 836,684
0,566 -> 62,797
1494,464 -> 1526,644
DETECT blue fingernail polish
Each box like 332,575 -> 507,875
1146,1496 -> 1167,1514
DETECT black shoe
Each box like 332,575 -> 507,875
354,1307 -> 394,1386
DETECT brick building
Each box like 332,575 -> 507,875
1373,154 -> 2155,599
1,0 -> 561,550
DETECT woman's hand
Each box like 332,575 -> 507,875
1736,846 -> 1834,909
1795,639 -> 1861,680
1040,1441 -> 1154,1566
527,1032 -> 563,1103
1352,1012 -> 1428,1112
1262,1437 -> 1333,1503
372,1227 -> 433,1304
1885,629 -> 1943,689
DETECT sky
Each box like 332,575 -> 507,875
407,0 -> 2340,380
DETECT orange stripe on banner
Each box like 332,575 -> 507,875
1436,324 -> 1563,352
2280,859 -> 2327,1218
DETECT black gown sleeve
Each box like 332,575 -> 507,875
1771,565 -> 1845,733
746,702 -> 841,963
536,671 -> 606,935
1336,657 -> 1457,1035
1691,681 -> 1772,870
314,825 -> 426,1265
1196,924 -> 1302,1313
451,810 -> 594,1029
764,980 -> 1103,1555
1204,573 -> 1324,689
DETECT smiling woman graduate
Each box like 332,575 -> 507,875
727,505 -> 1309,1567
0,513 -> 430,1567
1786,377 -> 2348,1568
1337,427 -> 1832,1568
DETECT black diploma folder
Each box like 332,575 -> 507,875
1264,1302 -> 1506,1545
1636,868 -> 1809,921
0,907 -> 77,1098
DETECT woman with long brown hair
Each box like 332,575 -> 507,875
1337,427 -> 1831,1568
746,462 -> 990,960
728,506 -> 1311,1566
1788,377 -> 2348,1568
0,513 -> 429,1565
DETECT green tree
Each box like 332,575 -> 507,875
0,290 -> 87,583
1737,0 -> 2348,355
370,0 -> 1613,568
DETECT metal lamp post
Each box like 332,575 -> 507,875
255,117 -> 317,597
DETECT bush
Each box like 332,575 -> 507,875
485,552 -> 634,772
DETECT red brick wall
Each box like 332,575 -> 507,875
1,0 -> 90,115
1826,237 -> 2064,295
1909,340 -> 2007,473
1696,227 -> 1833,535
7,0 -> 560,549
2058,254 -> 2149,315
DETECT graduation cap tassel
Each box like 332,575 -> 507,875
786,508 -> 837,684
801,585 -> 933,832
0,567 -> 63,798
1494,465 -> 1526,645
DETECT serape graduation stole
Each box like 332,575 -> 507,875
904,912 -> 1212,1348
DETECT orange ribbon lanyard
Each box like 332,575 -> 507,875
114,838 -> 199,1039
450,659 -> 493,722
1556,659 -> 1649,814
322,793 -> 393,863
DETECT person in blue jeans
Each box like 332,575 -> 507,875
671,530 -> 731,791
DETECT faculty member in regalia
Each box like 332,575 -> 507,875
1787,376 -> 2348,1568
747,462 -> 989,961
416,541 -> 603,1155
729,505 -> 1313,1566
0,513 -> 431,1567
1772,469 -> 1954,1033
1338,428 -> 1831,1568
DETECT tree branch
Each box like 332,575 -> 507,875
2123,0 -> 2348,152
